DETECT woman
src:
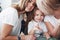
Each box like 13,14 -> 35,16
44,6 -> 60,37
0,0 -> 36,40
36,0 -> 59,15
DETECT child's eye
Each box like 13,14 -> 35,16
36,14 -> 39,16
41,15 -> 43,16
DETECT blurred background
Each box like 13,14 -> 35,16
0,0 -> 20,12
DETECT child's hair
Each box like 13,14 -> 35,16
32,7 -> 45,20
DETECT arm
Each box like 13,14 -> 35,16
44,22 -> 59,37
28,22 -> 41,35
1,24 -> 26,40
1,23 -> 36,40
28,26 -> 42,35
28,29 -> 35,35
0,24 -> 18,40
44,32 -> 50,40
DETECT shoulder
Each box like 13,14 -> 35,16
44,15 -> 54,22
28,20 -> 34,24
1,7 -> 18,15
45,15 -> 53,18
1,7 -> 18,19
28,20 -> 34,26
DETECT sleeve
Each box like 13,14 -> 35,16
42,23 -> 48,32
28,22 -> 33,33
44,16 -> 50,22
43,25 -> 48,32
2,8 -> 18,27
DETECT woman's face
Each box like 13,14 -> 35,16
25,2 -> 35,12
34,10 -> 44,22
54,9 -> 60,17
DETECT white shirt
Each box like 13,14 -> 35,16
28,20 -> 47,33
0,7 -> 22,36
44,15 -> 60,28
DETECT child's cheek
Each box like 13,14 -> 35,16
40,16 -> 44,21
34,16 -> 39,21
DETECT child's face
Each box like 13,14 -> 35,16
34,10 -> 44,22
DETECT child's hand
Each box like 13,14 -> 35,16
34,23 -> 41,30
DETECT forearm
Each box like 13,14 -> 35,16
1,36 -> 18,40
44,32 -> 50,40
54,26 -> 60,33
45,22 -> 59,36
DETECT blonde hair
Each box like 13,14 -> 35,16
12,0 -> 29,10
36,0 -> 59,15
19,0 -> 29,10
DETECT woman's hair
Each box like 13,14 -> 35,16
19,0 -> 29,10
12,0 -> 29,11
46,0 -> 60,10
54,4 -> 60,10
36,0 -> 60,15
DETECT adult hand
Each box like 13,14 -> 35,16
25,35 -> 36,40
20,32 -> 25,40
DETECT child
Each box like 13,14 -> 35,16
28,7 -> 50,39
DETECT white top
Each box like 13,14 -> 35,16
44,15 -> 60,28
28,20 -> 47,33
0,7 -> 22,36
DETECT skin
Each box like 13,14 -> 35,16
0,0 -> 35,40
31,0 -> 36,3
25,1 -> 35,12
28,10 -> 50,39
34,10 -> 44,22
44,8 -> 60,37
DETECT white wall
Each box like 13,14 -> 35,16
0,0 -> 20,10
1,0 -> 12,10
12,0 -> 20,3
